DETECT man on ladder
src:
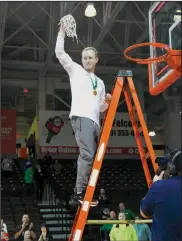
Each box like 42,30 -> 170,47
55,16 -> 112,207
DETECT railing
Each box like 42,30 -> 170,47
87,219 -> 152,224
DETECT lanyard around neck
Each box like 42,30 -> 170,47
87,72 -> 98,90
90,74 -> 97,90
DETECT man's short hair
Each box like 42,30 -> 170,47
82,47 -> 98,57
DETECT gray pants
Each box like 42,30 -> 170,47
71,116 -> 100,193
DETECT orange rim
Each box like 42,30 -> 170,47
124,42 -> 170,64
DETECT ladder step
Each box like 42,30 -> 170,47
137,127 -> 143,134
132,105 -> 136,112
145,152 -> 150,159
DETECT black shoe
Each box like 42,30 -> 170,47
69,192 -> 98,207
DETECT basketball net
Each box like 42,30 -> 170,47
59,15 -> 78,44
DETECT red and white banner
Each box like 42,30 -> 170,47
1,109 -> 16,154
39,111 -> 146,155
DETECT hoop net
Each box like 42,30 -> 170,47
59,15 -> 78,43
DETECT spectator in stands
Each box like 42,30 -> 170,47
98,188 -> 109,206
1,154 -> 14,178
53,159 -> 61,174
99,188 -> 107,200
38,223 -> 52,241
102,208 -> 110,220
119,202 -> 135,220
1,232 -> 9,241
41,152 -> 53,182
133,214 -> 151,241
24,230 -> 35,241
24,163 -> 34,196
140,149 -> 182,241
109,212 -> 138,241
1,219 -> 9,241
43,152 -> 53,169
100,210 -> 117,241
1,219 -> 8,233
26,134 -> 36,157
34,163 -> 44,202
24,156 -> 32,171
110,210 -> 117,220
14,214 -> 36,240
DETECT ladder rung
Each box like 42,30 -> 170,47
137,127 -> 143,134
132,105 -> 136,112
145,152 -> 150,159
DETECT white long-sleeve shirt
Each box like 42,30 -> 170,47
55,30 -> 108,127
1,223 -> 8,233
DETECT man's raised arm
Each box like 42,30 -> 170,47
55,27 -> 74,75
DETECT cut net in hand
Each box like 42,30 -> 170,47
59,14 -> 78,43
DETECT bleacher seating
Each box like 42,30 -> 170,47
1,197 -> 16,239
1,159 -> 44,240
1,160 -> 24,197
48,158 -> 151,239
1,157 -> 153,240
51,159 -> 149,203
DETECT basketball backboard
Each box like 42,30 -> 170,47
148,2 -> 181,95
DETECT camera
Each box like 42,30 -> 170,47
155,149 -> 181,178
155,156 -> 168,168
155,156 -> 169,177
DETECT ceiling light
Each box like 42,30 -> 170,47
173,9 -> 181,21
85,3 -> 97,17
149,131 -> 156,137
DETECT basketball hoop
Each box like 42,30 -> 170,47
124,42 -> 170,64
124,42 -> 181,96
124,42 -> 181,71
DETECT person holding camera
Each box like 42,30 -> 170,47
140,149 -> 182,241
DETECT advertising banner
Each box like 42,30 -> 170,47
39,111 -> 146,155
1,109 -> 16,154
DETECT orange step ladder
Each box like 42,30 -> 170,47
69,70 -> 158,241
